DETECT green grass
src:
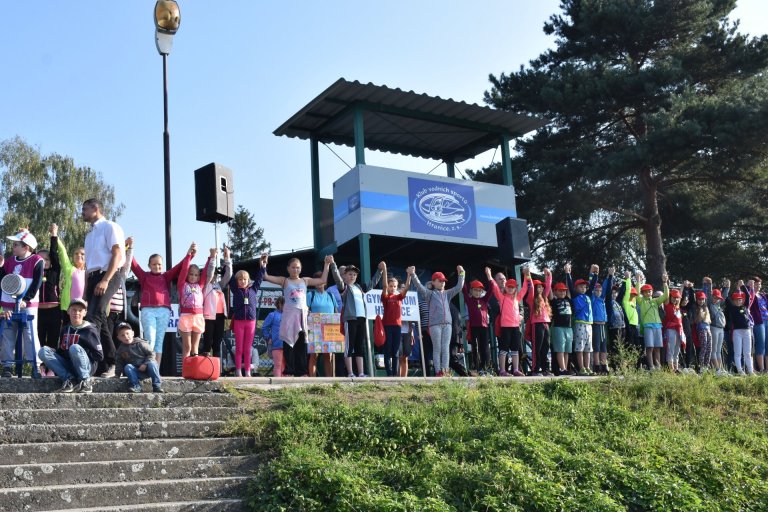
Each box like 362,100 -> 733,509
227,375 -> 768,511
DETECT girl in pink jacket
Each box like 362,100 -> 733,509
487,266 -> 530,377
525,268 -> 552,376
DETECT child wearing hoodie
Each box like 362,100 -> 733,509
637,273 -> 670,370
703,277 -> 727,374
566,264 -> 594,376
487,266 -> 529,377
590,265 -> 614,375
663,288 -> 685,372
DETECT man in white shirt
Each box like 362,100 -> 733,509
82,198 -> 125,377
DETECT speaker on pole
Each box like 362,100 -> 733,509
194,162 -> 234,223
495,217 -> 531,266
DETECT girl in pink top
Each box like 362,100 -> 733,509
487,266 -> 530,377
177,243 -> 213,358
127,236 -> 188,363
525,268 -> 553,375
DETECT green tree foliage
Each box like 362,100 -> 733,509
0,136 -> 123,252
472,0 -> 768,285
226,204 -> 270,262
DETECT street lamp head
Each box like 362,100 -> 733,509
154,0 -> 180,55
154,0 -> 181,34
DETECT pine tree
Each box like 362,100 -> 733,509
474,0 -> 768,284
226,205 -> 270,262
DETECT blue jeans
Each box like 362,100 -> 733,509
384,325 -> 401,376
123,361 -> 162,389
141,307 -> 172,354
753,323 -> 766,357
38,345 -> 92,381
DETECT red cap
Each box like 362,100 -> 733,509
731,291 -> 745,300
532,279 -> 543,287
469,280 -> 484,289
553,282 -> 568,291
630,287 -> 638,296
431,272 -> 447,282
574,279 -> 588,287
505,279 -> 518,289
640,284 -> 653,293
669,289 -> 681,298
695,291 -> 706,300
712,289 -> 723,299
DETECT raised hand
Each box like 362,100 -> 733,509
125,236 -> 134,248
624,270 -> 631,279
456,265 -> 465,274
661,273 -> 669,284
485,267 -> 493,279
49,223 -> 58,236
543,267 -> 551,277
324,254 -> 333,265
564,263 -> 571,274
608,266 -> 616,276
702,276 -> 712,284
260,253 -> 269,267
188,242 -> 198,256
406,266 -> 416,276
590,264 -> 599,275
522,267 -> 531,277
209,248 -> 218,258
223,246 -> 231,259
378,261 -> 386,270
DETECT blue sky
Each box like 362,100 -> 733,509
1,1 -> 764,268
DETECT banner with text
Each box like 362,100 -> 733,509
363,291 -> 420,321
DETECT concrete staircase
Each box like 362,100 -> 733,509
0,378 -> 257,511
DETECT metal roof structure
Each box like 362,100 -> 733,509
274,78 -> 547,163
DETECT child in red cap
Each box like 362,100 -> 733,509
663,288 -> 685,372
486,266 -> 530,377
702,277 -> 727,374
462,277 -> 493,375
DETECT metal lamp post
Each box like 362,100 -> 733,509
154,0 -> 180,265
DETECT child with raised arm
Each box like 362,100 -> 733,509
228,265 -> 264,377
262,254 -> 332,377
330,258 -> 383,377
590,266 -> 613,375
408,265 -> 465,377
487,266 -> 529,377
128,236 -> 188,364
380,262 -> 412,377
619,270 -> 641,350
51,223 -> 86,325
702,277 -> 727,374
549,280 -> 573,376
307,270 -> 340,377
201,247 -> 232,358
177,243 -> 214,358
637,272 -> 670,370
725,287 -> 753,375
462,274 -> 493,376
525,268 -> 553,376
566,264 -> 594,376
663,287 -> 685,372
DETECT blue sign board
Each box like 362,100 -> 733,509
408,177 -> 477,239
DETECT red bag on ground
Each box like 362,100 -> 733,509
182,355 -> 221,381
374,315 -> 386,348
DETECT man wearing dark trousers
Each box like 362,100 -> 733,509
82,198 -> 125,377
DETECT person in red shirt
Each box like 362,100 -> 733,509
663,288 -> 685,372
380,262 -> 412,377
463,278 -> 494,376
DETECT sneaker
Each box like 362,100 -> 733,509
152,387 -> 164,393
477,370 -> 487,377
57,379 -> 75,393
129,384 -> 142,393
532,372 -> 543,377
77,379 -> 93,393
498,370 -> 511,377
578,369 -> 590,376
435,371 -> 444,377
542,371 -> 554,377
98,365 -> 115,378
512,370 -> 525,377
357,373 -> 368,378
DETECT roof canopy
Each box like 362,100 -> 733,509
274,78 -> 547,163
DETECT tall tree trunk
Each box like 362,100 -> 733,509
640,169 -> 666,287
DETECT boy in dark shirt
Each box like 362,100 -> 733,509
550,282 -> 574,376
38,298 -> 103,393
115,322 -> 162,393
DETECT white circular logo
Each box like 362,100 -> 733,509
416,192 -> 470,226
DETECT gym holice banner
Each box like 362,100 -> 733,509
333,164 -> 517,247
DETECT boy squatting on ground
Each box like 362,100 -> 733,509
114,322 -> 163,393
38,298 -> 103,393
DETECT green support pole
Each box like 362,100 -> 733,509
354,106 -> 366,166
446,160 -> 455,178
310,137 -> 322,259
500,133 -> 513,187
358,233 -> 374,376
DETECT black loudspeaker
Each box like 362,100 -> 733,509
496,217 -> 531,265
194,163 -> 234,223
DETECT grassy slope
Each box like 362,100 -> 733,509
228,375 -> 768,512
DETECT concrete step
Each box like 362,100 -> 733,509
0,392 -> 238,410
45,500 -> 244,511
0,475 -> 248,511
0,377 -> 228,394
0,407 -> 243,425
0,437 -> 254,465
0,455 -> 259,488
1,421 -> 226,443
